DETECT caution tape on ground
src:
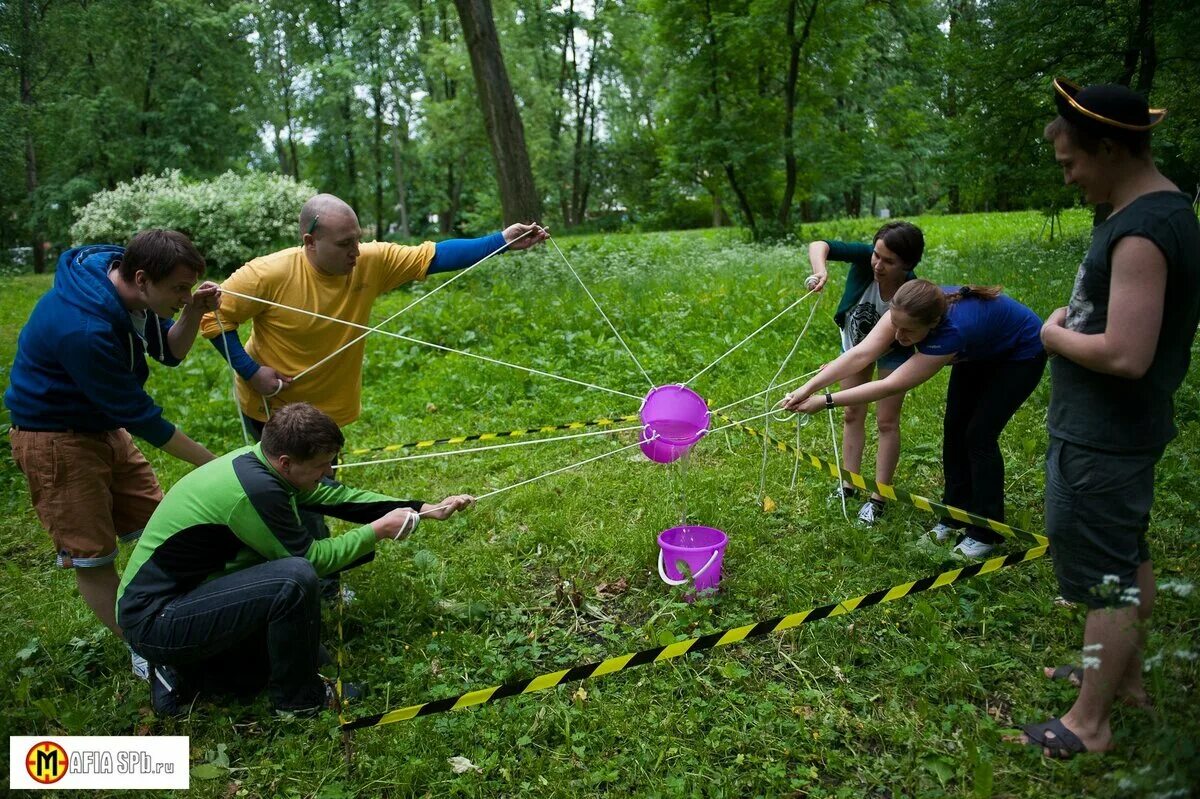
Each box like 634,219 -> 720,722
346,415 -> 641,456
719,413 -> 1048,547
341,541 -> 1047,730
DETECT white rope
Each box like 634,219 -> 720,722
709,368 -> 821,415
453,436 -> 652,503
547,235 -> 655,388
759,299 -> 821,502
828,405 -> 849,522
685,289 -> 816,385
213,308 -> 252,446
331,424 -> 643,470
219,288 -> 641,401
708,406 -> 791,436
294,228 -> 536,381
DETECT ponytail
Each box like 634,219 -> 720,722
949,284 -> 1004,303
892,280 -> 1004,327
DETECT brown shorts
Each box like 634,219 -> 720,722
10,428 -> 163,568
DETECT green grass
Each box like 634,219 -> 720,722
1,210 -> 1197,797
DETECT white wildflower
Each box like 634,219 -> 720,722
1101,574 -> 1121,586
1082,655 -> 1102,671
1157,579 -> 1194,598
1173,650 -> 1197,661
1082,643 -> 1104,653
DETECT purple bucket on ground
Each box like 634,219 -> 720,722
640,385 -> 710,462
657,525 -> 727,599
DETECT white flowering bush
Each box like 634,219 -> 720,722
71,171 -> 318,275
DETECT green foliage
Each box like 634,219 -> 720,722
1,214 -> 1198,795
69,171 -> 317,274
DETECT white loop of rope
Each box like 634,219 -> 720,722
293,228 -> 536,381
547,235 -> 655,388
759,298 -> 821,502
218,288 -> 641,401
685,289 -> 816,386
829,406 -> 849,522
332,424 -> 643,470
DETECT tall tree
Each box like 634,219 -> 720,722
453,0 -> 542,224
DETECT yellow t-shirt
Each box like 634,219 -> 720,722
201,241 -> 435,425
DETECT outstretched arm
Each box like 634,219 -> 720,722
427,223 -> 549,275
780,311 -> 900,408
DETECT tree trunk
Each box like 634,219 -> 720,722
1119,0 -> 1157,94
372,76 -> 385,237
390,96 -> 410,238
777,0 -> 818,230
19,0 -> 45,273
570,34 -> 598,226
946,1 -> 961,214
453,0 -> 542,224
702,0 -> 755,235
277,27 -> 300,180
136,44 -> 159,177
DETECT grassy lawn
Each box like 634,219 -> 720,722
1,210 -> 1197,797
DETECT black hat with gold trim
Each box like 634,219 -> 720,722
1053,77 -> 1166,137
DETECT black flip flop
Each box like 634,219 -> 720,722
1019,717 -> 1089,759
1047,664 -> 1084,686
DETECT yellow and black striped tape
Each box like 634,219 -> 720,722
720,414 -> 1048,547
346,414 -> 641,456
341,542 -> 1047,730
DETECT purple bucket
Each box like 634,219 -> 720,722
639,427 -> 692,464
640,385 -> 710,463
657,525 -> 727,599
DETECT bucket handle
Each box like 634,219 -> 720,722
658,548 -> 721,586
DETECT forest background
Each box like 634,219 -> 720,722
2,0 -> 1198,275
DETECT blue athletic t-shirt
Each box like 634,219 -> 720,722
915,288 -> 1044,362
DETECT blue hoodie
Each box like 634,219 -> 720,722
4,245 -> 181,446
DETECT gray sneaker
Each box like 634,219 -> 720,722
930,522 -> 956,543
130,649 -> 150,682
857,499 -> 885,525
952,536 -> 995,559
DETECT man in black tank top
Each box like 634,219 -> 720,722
1012,80 -> 1200,758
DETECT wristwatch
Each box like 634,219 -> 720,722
825,392 -> 835,409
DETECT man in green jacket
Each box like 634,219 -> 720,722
118,402 -> 473,714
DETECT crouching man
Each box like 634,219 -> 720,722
117,402 -> 473,715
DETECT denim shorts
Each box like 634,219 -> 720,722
1044,436 -> 1162,608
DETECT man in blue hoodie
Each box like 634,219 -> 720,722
5,229 -> 221,674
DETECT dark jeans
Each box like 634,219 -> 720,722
941,353 -> 1047,545
125,557 -> 325,711
243,414 -> 340,597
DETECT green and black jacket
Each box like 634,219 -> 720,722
116,443 -> 422,629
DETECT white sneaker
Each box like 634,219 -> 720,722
130,649 -> 149,682
930,523 -> 956,543
952,537 -> 994,559
857,499 -> 884,526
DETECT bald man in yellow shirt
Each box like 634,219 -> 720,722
201,194 -> 547,434
200,195 -> 545,597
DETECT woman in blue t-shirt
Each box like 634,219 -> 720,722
781,279 -> 1047,558
804,221 -> 923,526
